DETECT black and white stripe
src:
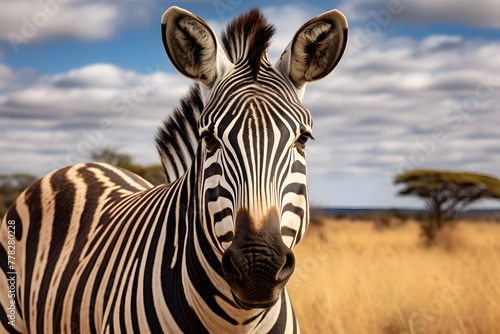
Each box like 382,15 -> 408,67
1,7 -> 347,333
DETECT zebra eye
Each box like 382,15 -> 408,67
202,132 -> 220,152
297,134 -> 309,145
296,132 -> 313,146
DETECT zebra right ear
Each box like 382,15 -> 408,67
275,9 -> 348,90
161,7 -> 230,87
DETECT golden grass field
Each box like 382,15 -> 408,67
288,218 -> 500,334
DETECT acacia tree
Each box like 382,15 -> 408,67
394,169 -> 500,241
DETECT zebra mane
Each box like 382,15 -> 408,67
221,8 -> 276,79
155,87 -> 202,183
156,9 -> 275,183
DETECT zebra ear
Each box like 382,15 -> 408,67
161,7 -> 229,87
275,9 -> 348,88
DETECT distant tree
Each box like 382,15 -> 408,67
0,174 -> 38,190
124,164 -> 166,186
394,169 -> 500,242
89,147 -> 165,186
0,173 -> 38,217
90,147 -> 133,167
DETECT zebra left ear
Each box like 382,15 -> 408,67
275,9 -> 348,88
161,7 -> 231,87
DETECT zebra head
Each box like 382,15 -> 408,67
161,7 -> 347,308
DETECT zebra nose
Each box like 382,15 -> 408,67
277,249 -> 295,281
221,245 -> 295,283
221,207 -> 296,284
221,249 -> 243,281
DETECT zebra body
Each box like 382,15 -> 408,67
0,7 -> 347,333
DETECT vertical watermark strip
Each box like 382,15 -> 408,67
6,219 -> 17,327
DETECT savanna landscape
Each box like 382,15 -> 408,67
289,217 -> 500,334
1,1 -> 500,333
2,153 -> 499,333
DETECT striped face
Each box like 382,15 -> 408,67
199,67 -> 312,253
162,6 -> 347,307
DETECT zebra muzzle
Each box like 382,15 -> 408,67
221,207 -> 295,308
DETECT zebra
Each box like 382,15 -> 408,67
0,6 -> 347,333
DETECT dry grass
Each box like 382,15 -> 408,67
288,218 -> 500,334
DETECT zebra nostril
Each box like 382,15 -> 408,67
222,252 -> 242,281
277,252 -> 295,282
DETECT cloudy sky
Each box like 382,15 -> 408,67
1,0 -> 499,209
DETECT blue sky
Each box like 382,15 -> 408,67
1,0 -> 500,209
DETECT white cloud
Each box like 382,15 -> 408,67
0,0 -> 155,47
51,64 -> 143,88
420,35 -> 465,52
339,0 -> 500,28
0,63 -> 191,174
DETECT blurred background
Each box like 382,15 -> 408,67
1,0 -> 499,333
